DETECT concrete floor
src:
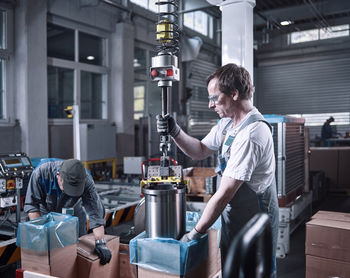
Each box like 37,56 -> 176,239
277,195 -> 350,278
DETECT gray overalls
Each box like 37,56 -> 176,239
216,114 -> 279,274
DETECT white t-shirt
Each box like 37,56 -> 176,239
201,107 -> 275,193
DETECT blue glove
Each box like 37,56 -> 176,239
94,239 -> 112,265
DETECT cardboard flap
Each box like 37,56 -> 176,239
77,234 -> 118,261
312,210 -> 350,223
307,218 -> 350,230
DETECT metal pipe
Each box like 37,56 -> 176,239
148,114 -> 152,158
16,186 -> 21,223
161,87 -> 168,116
73,104 -> 81,160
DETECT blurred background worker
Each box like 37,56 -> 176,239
157,63 -> 279,277
24,159 -> 112,265
321,116 -> 335,140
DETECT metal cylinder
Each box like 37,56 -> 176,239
143,184 -> 186,239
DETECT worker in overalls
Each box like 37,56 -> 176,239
24,159 -> 112,265
157,63 -> 279,276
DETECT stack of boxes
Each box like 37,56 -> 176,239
184,167 -> 217,196
17,212 -> 121,278
306,210 -> 350,277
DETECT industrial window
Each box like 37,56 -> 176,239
290,24 -> 349,44
134,47 -> 147,75
47,23 -> 108,120
130,0 -> 157,12
79,32 -> 104,65
81,71 -> 106,119
47,23 -> 75,60
184,11 -> 214,39
0,8 -> 11,120
0,10 -> 6,50
134,84 -> 145,120
48,66 -> 74,119
288,112 -> 350,127
133,46 -> 162,120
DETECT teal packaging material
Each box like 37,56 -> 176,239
16,212 -> 78,251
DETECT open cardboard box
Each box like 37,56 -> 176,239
138,229 -> 221,278
119,243 -> 137,278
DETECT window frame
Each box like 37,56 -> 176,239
0,5 -> 13,125
47,18 -> 109,123
289,24 -> 350,45
183,10 -> 214,39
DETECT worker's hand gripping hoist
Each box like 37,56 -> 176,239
140,0 -> 187,240
141,0 -> 185,188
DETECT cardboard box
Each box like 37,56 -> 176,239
306,218 -> 350,262
312,210 -> 350,223
77,234 -> 120,278
338,148 -> 350,188
310,147 -> 350,188
18,213 -> 79,278
21,243 -> 77,278
306,255 -> 350,278
119,243 -> 137,278
138,229 -> 221,278
310,147 -> 338,187
184,167 -> 216,194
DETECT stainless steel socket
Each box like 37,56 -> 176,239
143,184 -> 186,239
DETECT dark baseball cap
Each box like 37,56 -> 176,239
60,159 -> 86,197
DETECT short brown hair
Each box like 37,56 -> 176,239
206,63 -> 254,100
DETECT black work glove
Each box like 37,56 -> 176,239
156,114 -> 181,138
94,239 -> 112,265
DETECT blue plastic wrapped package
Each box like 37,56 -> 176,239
16,212 -> 78,251
130,231 -> 208,275
129,211 -> 222,275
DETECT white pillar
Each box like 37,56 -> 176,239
110,22 -> 135,158
220,0 -> 255,79
15,0 -> 49,157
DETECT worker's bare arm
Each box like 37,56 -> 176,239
28,211 -> 41,220
92,225 -> 105,240
173,129 -> 214,160
194,176 -> 243,233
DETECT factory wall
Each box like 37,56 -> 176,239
0,0 -> 138,161
0,0 -> 220,166
255,34 -> 350,140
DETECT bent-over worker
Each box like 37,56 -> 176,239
24,159 -> 112,265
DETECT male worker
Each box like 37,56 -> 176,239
321,116 -> 335,140
157,63 -> 279,276
24,159 -> 112,265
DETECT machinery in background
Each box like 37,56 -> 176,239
264,115 -> 306,204
0,153 -> 34,236
139,0 -> 187,240
264,115 -> 312,258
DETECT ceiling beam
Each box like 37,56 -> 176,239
254,0 -> 350,27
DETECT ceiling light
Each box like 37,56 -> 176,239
87,56 -> 95,60
280,21 -> 292,26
